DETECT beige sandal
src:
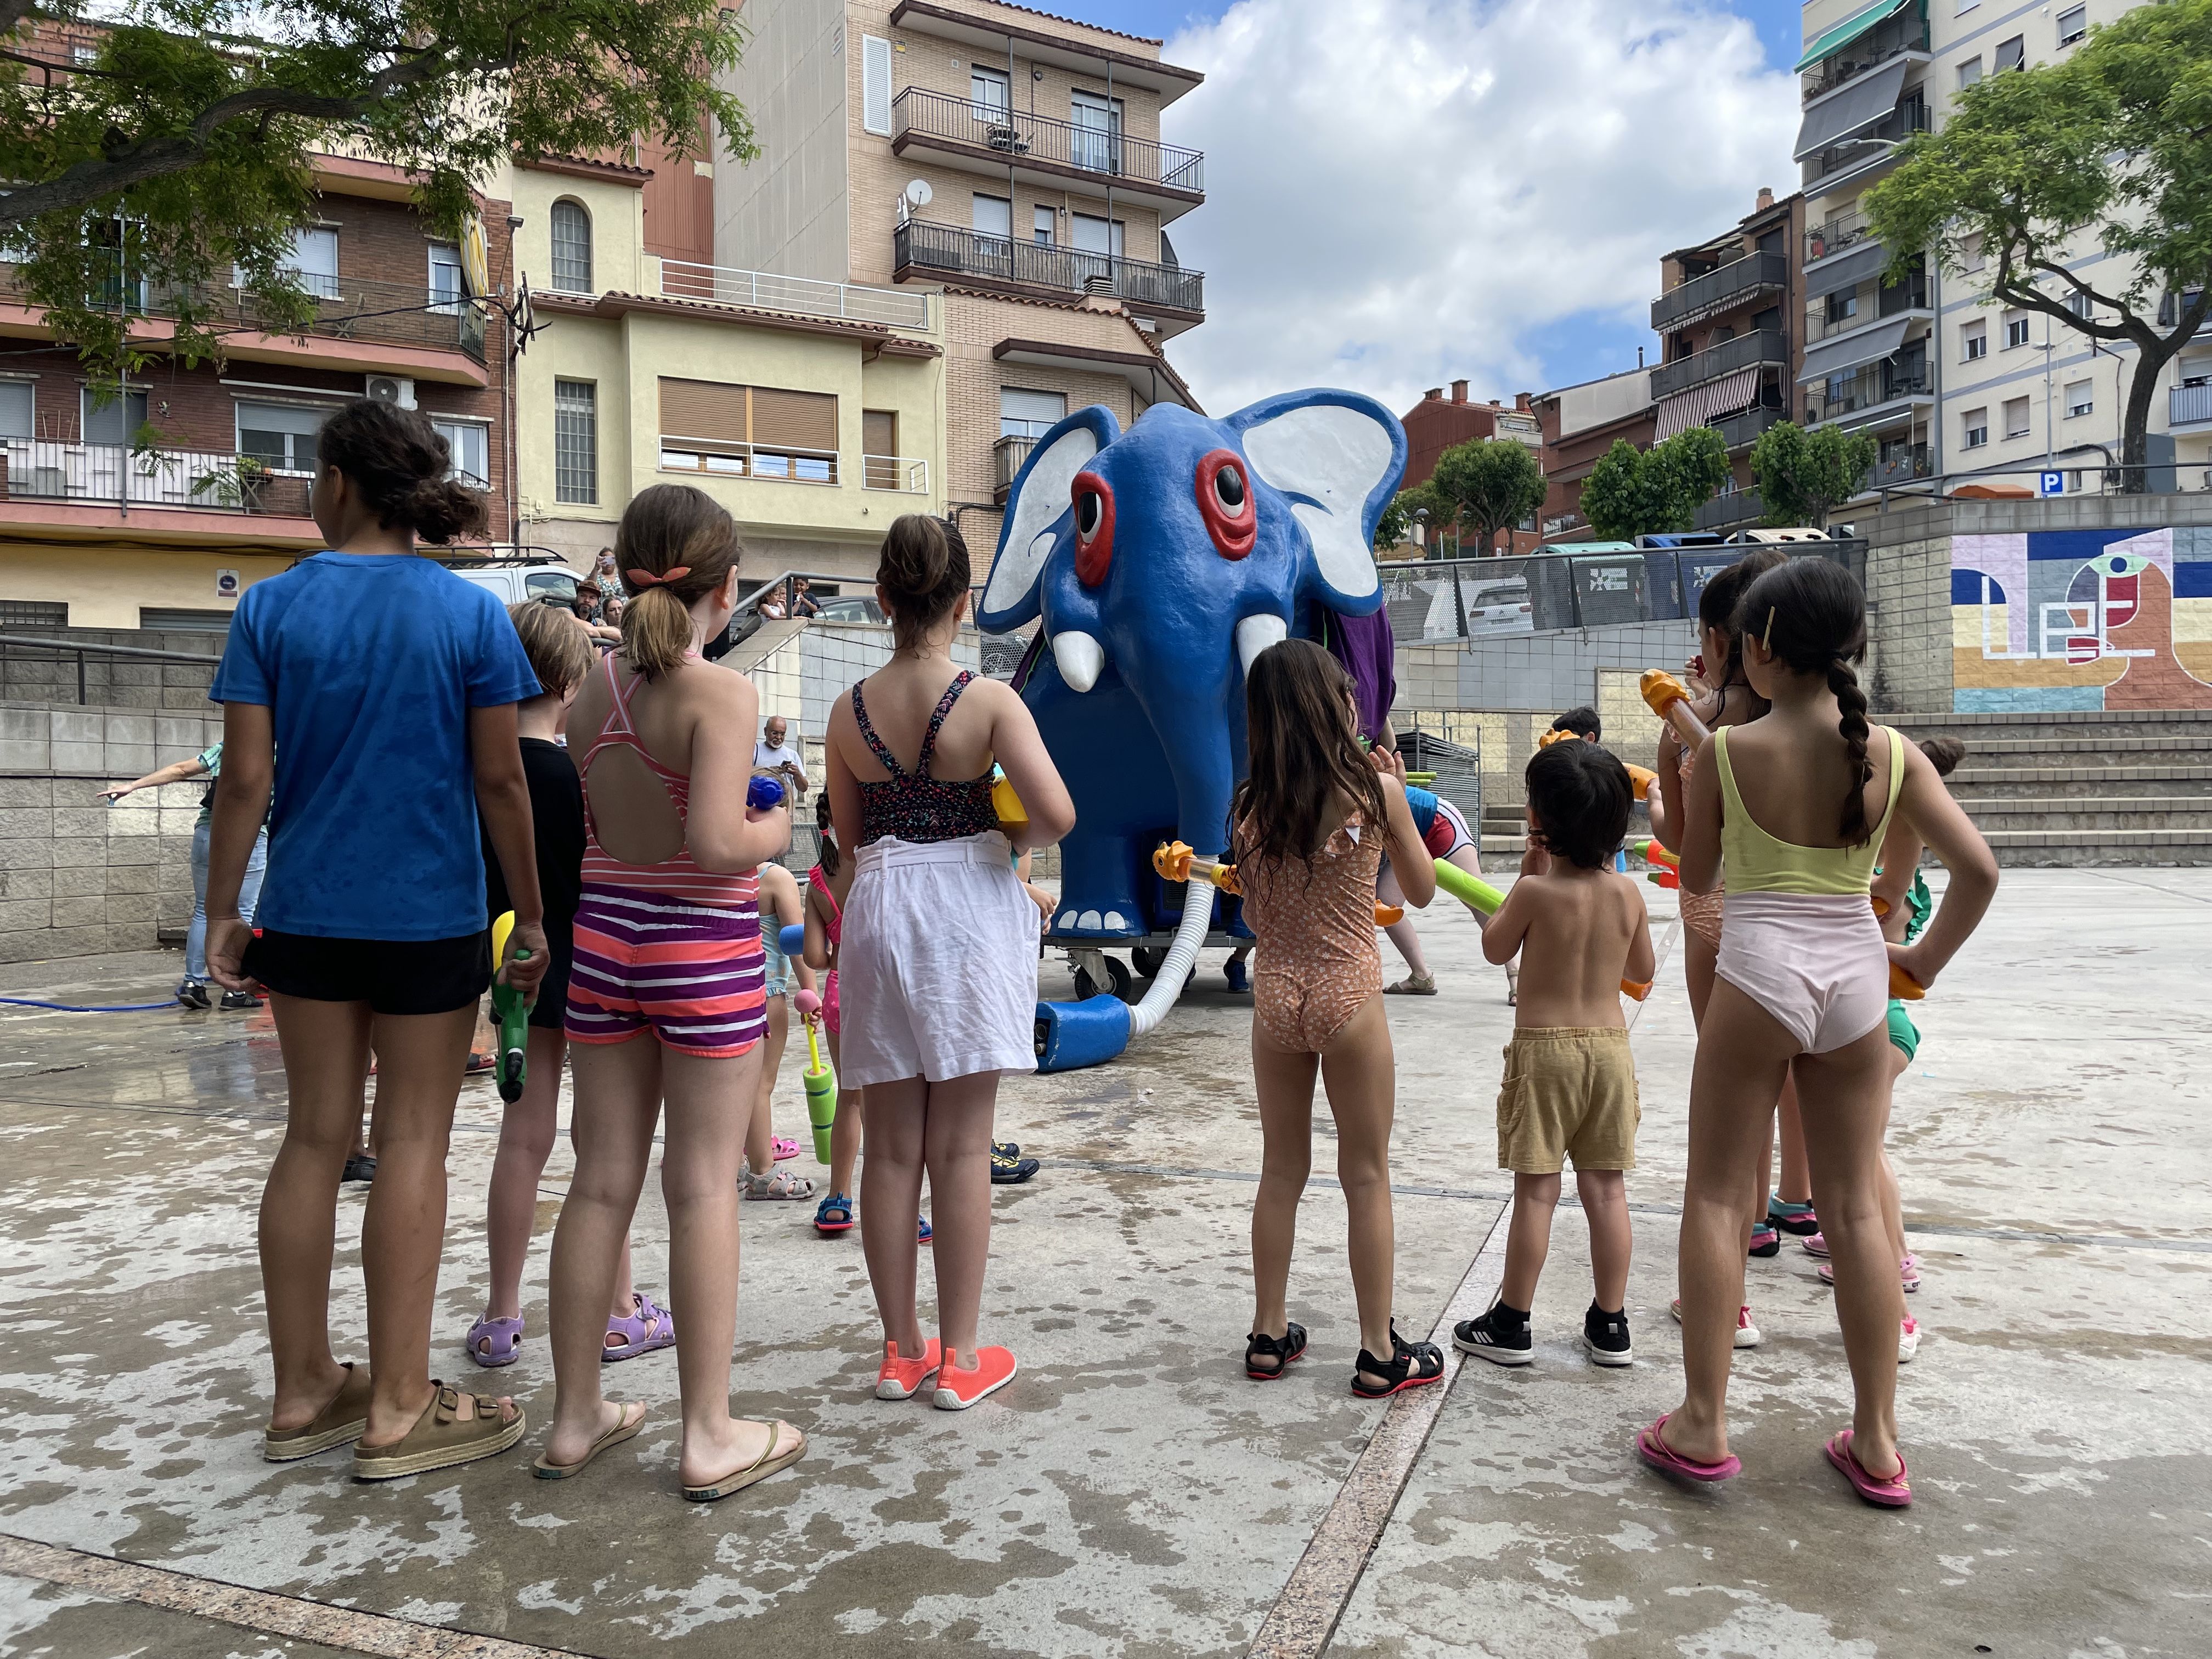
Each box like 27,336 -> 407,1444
681,1420 -> 807,1502
1384,972 -> 1437,996
351,1381 -> 526,1482
263,1362 -> 371,1462
532,1402 -> 647,1481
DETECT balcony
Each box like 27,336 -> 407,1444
893,220 -> 1204,324
1804,363 -> 1931,427
0,267 -> 486,371
658,437 -> 838,486
862,454 -> 931,493
1650,329 -> 1790,400
1694,488 -> 1764,531
1651,251 -> 1788,332
659,259 -> 934,331
2157,288 -> 2210,333
1802,97 -> 1929,195
1805,270 -> 1929,344
1,438 -> 314,513
892,88 -> 1203,218
1871,442 -> 1933,487
1713,406 -> 1786,452
992,433 -> 1036,504
1800,12 -> 1929,104
2171,383 -> 2212,428
1804,208 -> 1875,267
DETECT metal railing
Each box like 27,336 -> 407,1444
1694,489 -> 1764,531
893,220 -> 1204,314
1804,274 -> 1929,344
2,438 -> 314,516
657,436 -> 838,486
0,630 -> 222,706
2172,383 -> 2212,426
892,88 -> 1204,193
1804,208 -> 1876,266
1803,99 -> 1930,191
993,433 -> 1036,499
1801,13 -> 1929,103
1650,328 -> 1789,399
1804,364 -> 1931,425
861,454 -> 930,493
1872,443 -> 1933,487
658,259 -> 933,331
1713,407 -> 1786,452
1651,251 -> 1788,332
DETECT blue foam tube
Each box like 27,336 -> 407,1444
778,922 -> 806,959
1033,995 -> 1132,1073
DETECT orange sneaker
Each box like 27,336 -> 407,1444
874,1338 -> 943,1401
932,1346 -> 1017,1411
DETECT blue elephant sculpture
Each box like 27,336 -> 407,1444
977,390 -> 1407,981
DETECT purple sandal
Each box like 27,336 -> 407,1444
466,1313 -> 524,1369
602,1292 -> 677,1363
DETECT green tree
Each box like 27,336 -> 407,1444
1427,436 -> 1547,556
1578,427 -> 1733,540
1865,0 -> 2212,489
1,1 -> 752,374
1750,420 -> 1877,528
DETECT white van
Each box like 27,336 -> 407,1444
1724,527 -> 1831,545
440,554 -> 580,609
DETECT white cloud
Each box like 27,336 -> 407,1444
1158,0 -> 1797,416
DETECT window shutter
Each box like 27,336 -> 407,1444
862,409 -> 896,455
751,388 -> 838,452
659,379 -> 750,444
862,36 -> 893,136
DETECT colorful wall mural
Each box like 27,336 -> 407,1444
1950,528 -> 2212,712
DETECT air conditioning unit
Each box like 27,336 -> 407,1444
364,374 -> 416,409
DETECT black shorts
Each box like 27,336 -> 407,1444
245,928 -> 493,1017
527,940 -> 573,1031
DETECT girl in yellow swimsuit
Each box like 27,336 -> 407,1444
1642,558 -> 1997,1509
1232,640 -> 1441,1400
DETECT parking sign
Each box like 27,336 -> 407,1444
2038,470 -> 2066,496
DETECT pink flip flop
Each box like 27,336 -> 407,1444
1825,1430 -> 1911,1507
1635,1414 -> 1741,1483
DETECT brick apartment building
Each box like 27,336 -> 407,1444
1399,382 -> 1543,490
1650,187 -> 1804,532
1532,367 -> 1656,537
0,153 -> 513,632
714,0 -> 1205,555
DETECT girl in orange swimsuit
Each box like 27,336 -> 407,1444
1232,640 -> 1443,1400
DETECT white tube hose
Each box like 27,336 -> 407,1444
1127,880 -> 1215,1038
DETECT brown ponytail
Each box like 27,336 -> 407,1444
813,792 -> 840,879
1735,557 -> 1875,843
613,483 -> 744,679
877,514 -> 970,650
318,398 -> 488,544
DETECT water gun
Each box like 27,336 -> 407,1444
1624,764 -> 1657,801
747,774 -> 786,812
779,921 -> 807,959
1153,842 -> 1403,926
1430,859 -> 1651,1001
991,764 -> 1026,832
1868,895 -> 1927,1000
1640,669 -> 1714,751
1630,837 -> 1681,889
802,1011 -> 838,1162
488,910 -> 534,1104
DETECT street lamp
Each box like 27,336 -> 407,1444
1413,506 -> 1432,563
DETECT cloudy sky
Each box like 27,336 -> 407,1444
1106,0 -> 1803,416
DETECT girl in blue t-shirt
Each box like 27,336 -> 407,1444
205,398 -> 548,1482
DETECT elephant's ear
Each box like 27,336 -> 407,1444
978,405 -> 1121,631
1227,390 -> 1407,612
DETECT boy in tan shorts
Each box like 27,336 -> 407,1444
1455,740 -> 1654,1367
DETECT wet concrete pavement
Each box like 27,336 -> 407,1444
1,868 -> 2205,1657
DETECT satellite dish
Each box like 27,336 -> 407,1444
904,179 -> 933,208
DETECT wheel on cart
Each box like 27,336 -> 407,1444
1073,955 -> 1135,1002
1131,945 -> 1167,978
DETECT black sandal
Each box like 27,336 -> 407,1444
1245,1322 -> 1308,1381
1351,1321 -> 1445,1399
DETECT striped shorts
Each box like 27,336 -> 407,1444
565,885 -> 766,1059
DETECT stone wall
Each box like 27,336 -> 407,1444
1,702 -> 220,964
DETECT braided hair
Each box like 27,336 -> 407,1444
1736,558 -> 1875,844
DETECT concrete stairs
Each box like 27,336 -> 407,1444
1889,709 -> 2212,866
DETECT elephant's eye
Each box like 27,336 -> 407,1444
1195,448 -> 1256,559
1071,469 -> 1115,587
1076,490 -> 1104,540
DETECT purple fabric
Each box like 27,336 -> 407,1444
1324,607 -> 1397,744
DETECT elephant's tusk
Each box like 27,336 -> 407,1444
1052,630 -> 1105,693
1235,613 -> 1289,678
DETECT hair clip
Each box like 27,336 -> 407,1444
628,566 -> 692,588
1761,606 -> 1776,650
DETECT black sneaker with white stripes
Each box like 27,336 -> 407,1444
1452,1301 -> 1532,1365
1581,1303 -> 1633,1367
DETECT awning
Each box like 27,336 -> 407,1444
1795,0 -> 1910,73
1804,239 -> 1890,300
1794,57 -> 1909,160
1653,366 -> 1763,443
1797,315 -> 1915,385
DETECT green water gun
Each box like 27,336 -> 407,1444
489,910 -> 534,1104
802,1011 -> 838,1162
1429,860 -> 1650,1002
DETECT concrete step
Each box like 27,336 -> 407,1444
1979,828 -> 2212,866
1960,795 -> 2212,832
1946,765 -> 2212,799
1888,708 -> 2212,744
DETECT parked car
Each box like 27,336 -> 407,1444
811,595 -> 886,624
442,556 -> 580,608
1725,527 -> 1830,545
1424,575 -> 1533,639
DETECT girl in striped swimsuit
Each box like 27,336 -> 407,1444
539,485 -> 804,1502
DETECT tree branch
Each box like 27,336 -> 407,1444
0,0 -> 38,37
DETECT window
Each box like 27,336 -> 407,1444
2005,312 -> 2032,349
1033,206 -> 1056,246
2066,380 -> 2095,418
0,379 -> 31,439
1826,289 -> 1860,325
972,193 -> 1011,240
550,200 -> 592,293
1996,35 -> 2025,72
1071,213 -> 1124,257
1000,386 -> 1065,439
970,66 -> 1010,117
656,378 -> 838,484
237,224 -> 338,299
2004,396 -> 2032,439
525,569 -> 578,605
2057,5 -> 2087,46
428,242 -> 464,313
2182,358 -> 2212,390
235,399 -> 331,471
2065,287 -> 2094,321
431,417 -> 489,488
1070,89 -> 1124,172
1957,55 -> 1983,90
554,379 -> 596,504
81,387 -> 148,447
1962,319 -> 1988,360
1962,234 -> 1987,273
861,35 -> 893,136
862,409 -> 907,489
1963,407 -> 1989,448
